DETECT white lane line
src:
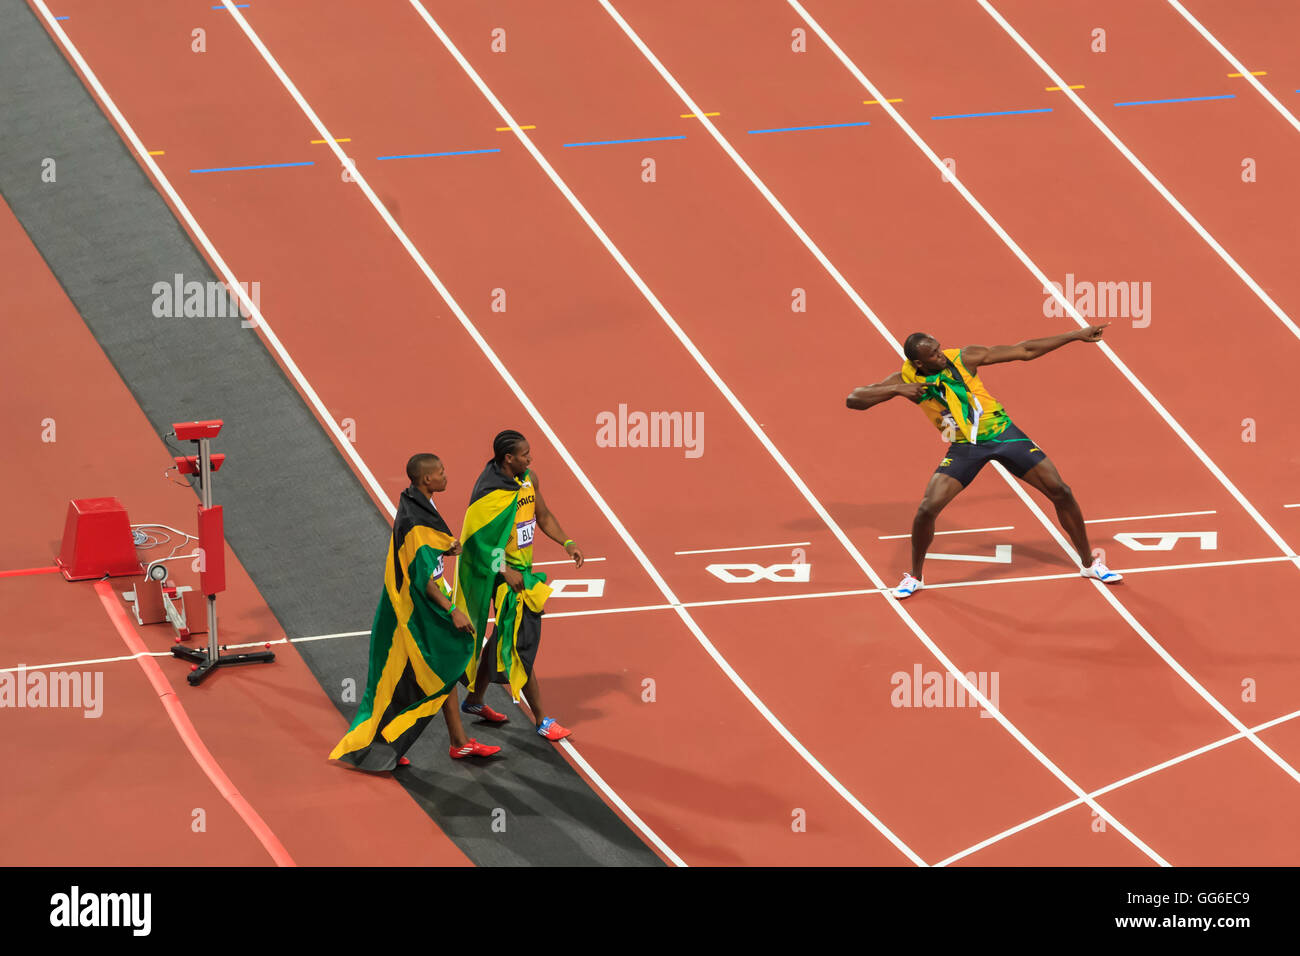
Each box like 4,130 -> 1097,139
937,706 -> 1300,867
1164,0 -> 1300,136
402,0 -> 923,869
212,0 -> 694,869
1085,509 -> 1217,525
28,3 -> 395,521
212,0 -> 919,868
601,0 -> 1164,865
786,0 -> 1300,792
977,0 -> 1300,343
0,651 -> 167,673
790,0 -> 1300,574
17,552 -> 1294,675
532,556 -> 606,566
674,541 -> 811,555
1285,503 -> 1300,509
878,525 -> 1013,540
603,0 -> 1296,855
37,0 -> 681,872
469,0 -> 1168,867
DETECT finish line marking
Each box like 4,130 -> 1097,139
675,541 -> 811,555
21,554 -> 1291,676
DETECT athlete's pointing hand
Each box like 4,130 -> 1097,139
1076,322 -> 1109,343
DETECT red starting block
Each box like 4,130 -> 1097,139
56,497 -> 144,581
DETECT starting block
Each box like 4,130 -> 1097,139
122,578 -> 207,639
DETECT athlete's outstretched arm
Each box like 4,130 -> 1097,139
533,473 -> 584,568
962,323 -> 1109,369
846,371 -> 925,410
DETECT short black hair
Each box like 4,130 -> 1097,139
405,453 -> 441,483
493,429 -> 527,465
903,332 -> 933,362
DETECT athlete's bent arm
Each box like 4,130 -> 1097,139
533,474 -> 584,568
425,573 -> 475,633
846,371 -> 926,410
961,323 -> 1109,369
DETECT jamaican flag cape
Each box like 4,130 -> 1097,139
330,487 -> 475,771
900,347 -> 1011,444
454,460 -> 552,701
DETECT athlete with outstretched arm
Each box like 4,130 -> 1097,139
846,324 -> 1123,599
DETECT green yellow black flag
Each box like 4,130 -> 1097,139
330,487 -> 475,771
454,460 -> 551,701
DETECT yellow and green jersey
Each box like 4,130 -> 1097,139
454,462 -> 551,698
901,347 -> 1012,444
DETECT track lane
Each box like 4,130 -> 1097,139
1173,0 -> 1300,124
396,0 -> 1300,856
780,0 -> 1300,536
0,190 -> 470,866
986,0 -> 1300,339
39,0 -> 944,865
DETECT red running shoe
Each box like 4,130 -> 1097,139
449,738 -> 502,759
461,700 -> 509,724
537,717 -> 571,741
397,757 -> 411,767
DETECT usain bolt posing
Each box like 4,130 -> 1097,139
846,325 -> 1122,598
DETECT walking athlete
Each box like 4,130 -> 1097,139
330,453 -> 500,771
455,430 -> 584,740
846,325 -> 1123,599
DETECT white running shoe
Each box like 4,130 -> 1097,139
893,573 -> 924,599
1081,558 -> 1123,584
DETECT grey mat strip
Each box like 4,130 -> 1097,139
0,0 -> 660,867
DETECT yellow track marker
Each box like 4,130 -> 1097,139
496,125 -> 536,131
862,98 -> 903,105
680,112 -> 721,118
1045,85 -> 1085,91
147,150 -> 165,156
310,137 -> 351,144
1227,71 -> 1267,77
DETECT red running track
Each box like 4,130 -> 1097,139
29,0 -> 1300,864
0,192 -> 470,866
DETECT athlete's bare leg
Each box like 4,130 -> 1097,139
910,473 -> 966,580
1018,458 -> 1093,566
465,633 -> 497,708
441,688 -> 470,748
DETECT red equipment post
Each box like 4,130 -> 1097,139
168,420 -> 274,685
196,506 -> 226,596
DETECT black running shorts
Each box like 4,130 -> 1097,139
934,422 -> 1047,487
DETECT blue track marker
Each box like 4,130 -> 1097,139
1113,94 -> 1235,107
375,148 -> 500,161
562,135 -> 685,148
747,120 -> 871,135
931,107 -> 1053,121
190,161 -> 313,174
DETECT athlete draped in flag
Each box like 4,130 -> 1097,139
846,326 -> 1123,599
330,454 -> 500,771
455,430 -> 583,741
